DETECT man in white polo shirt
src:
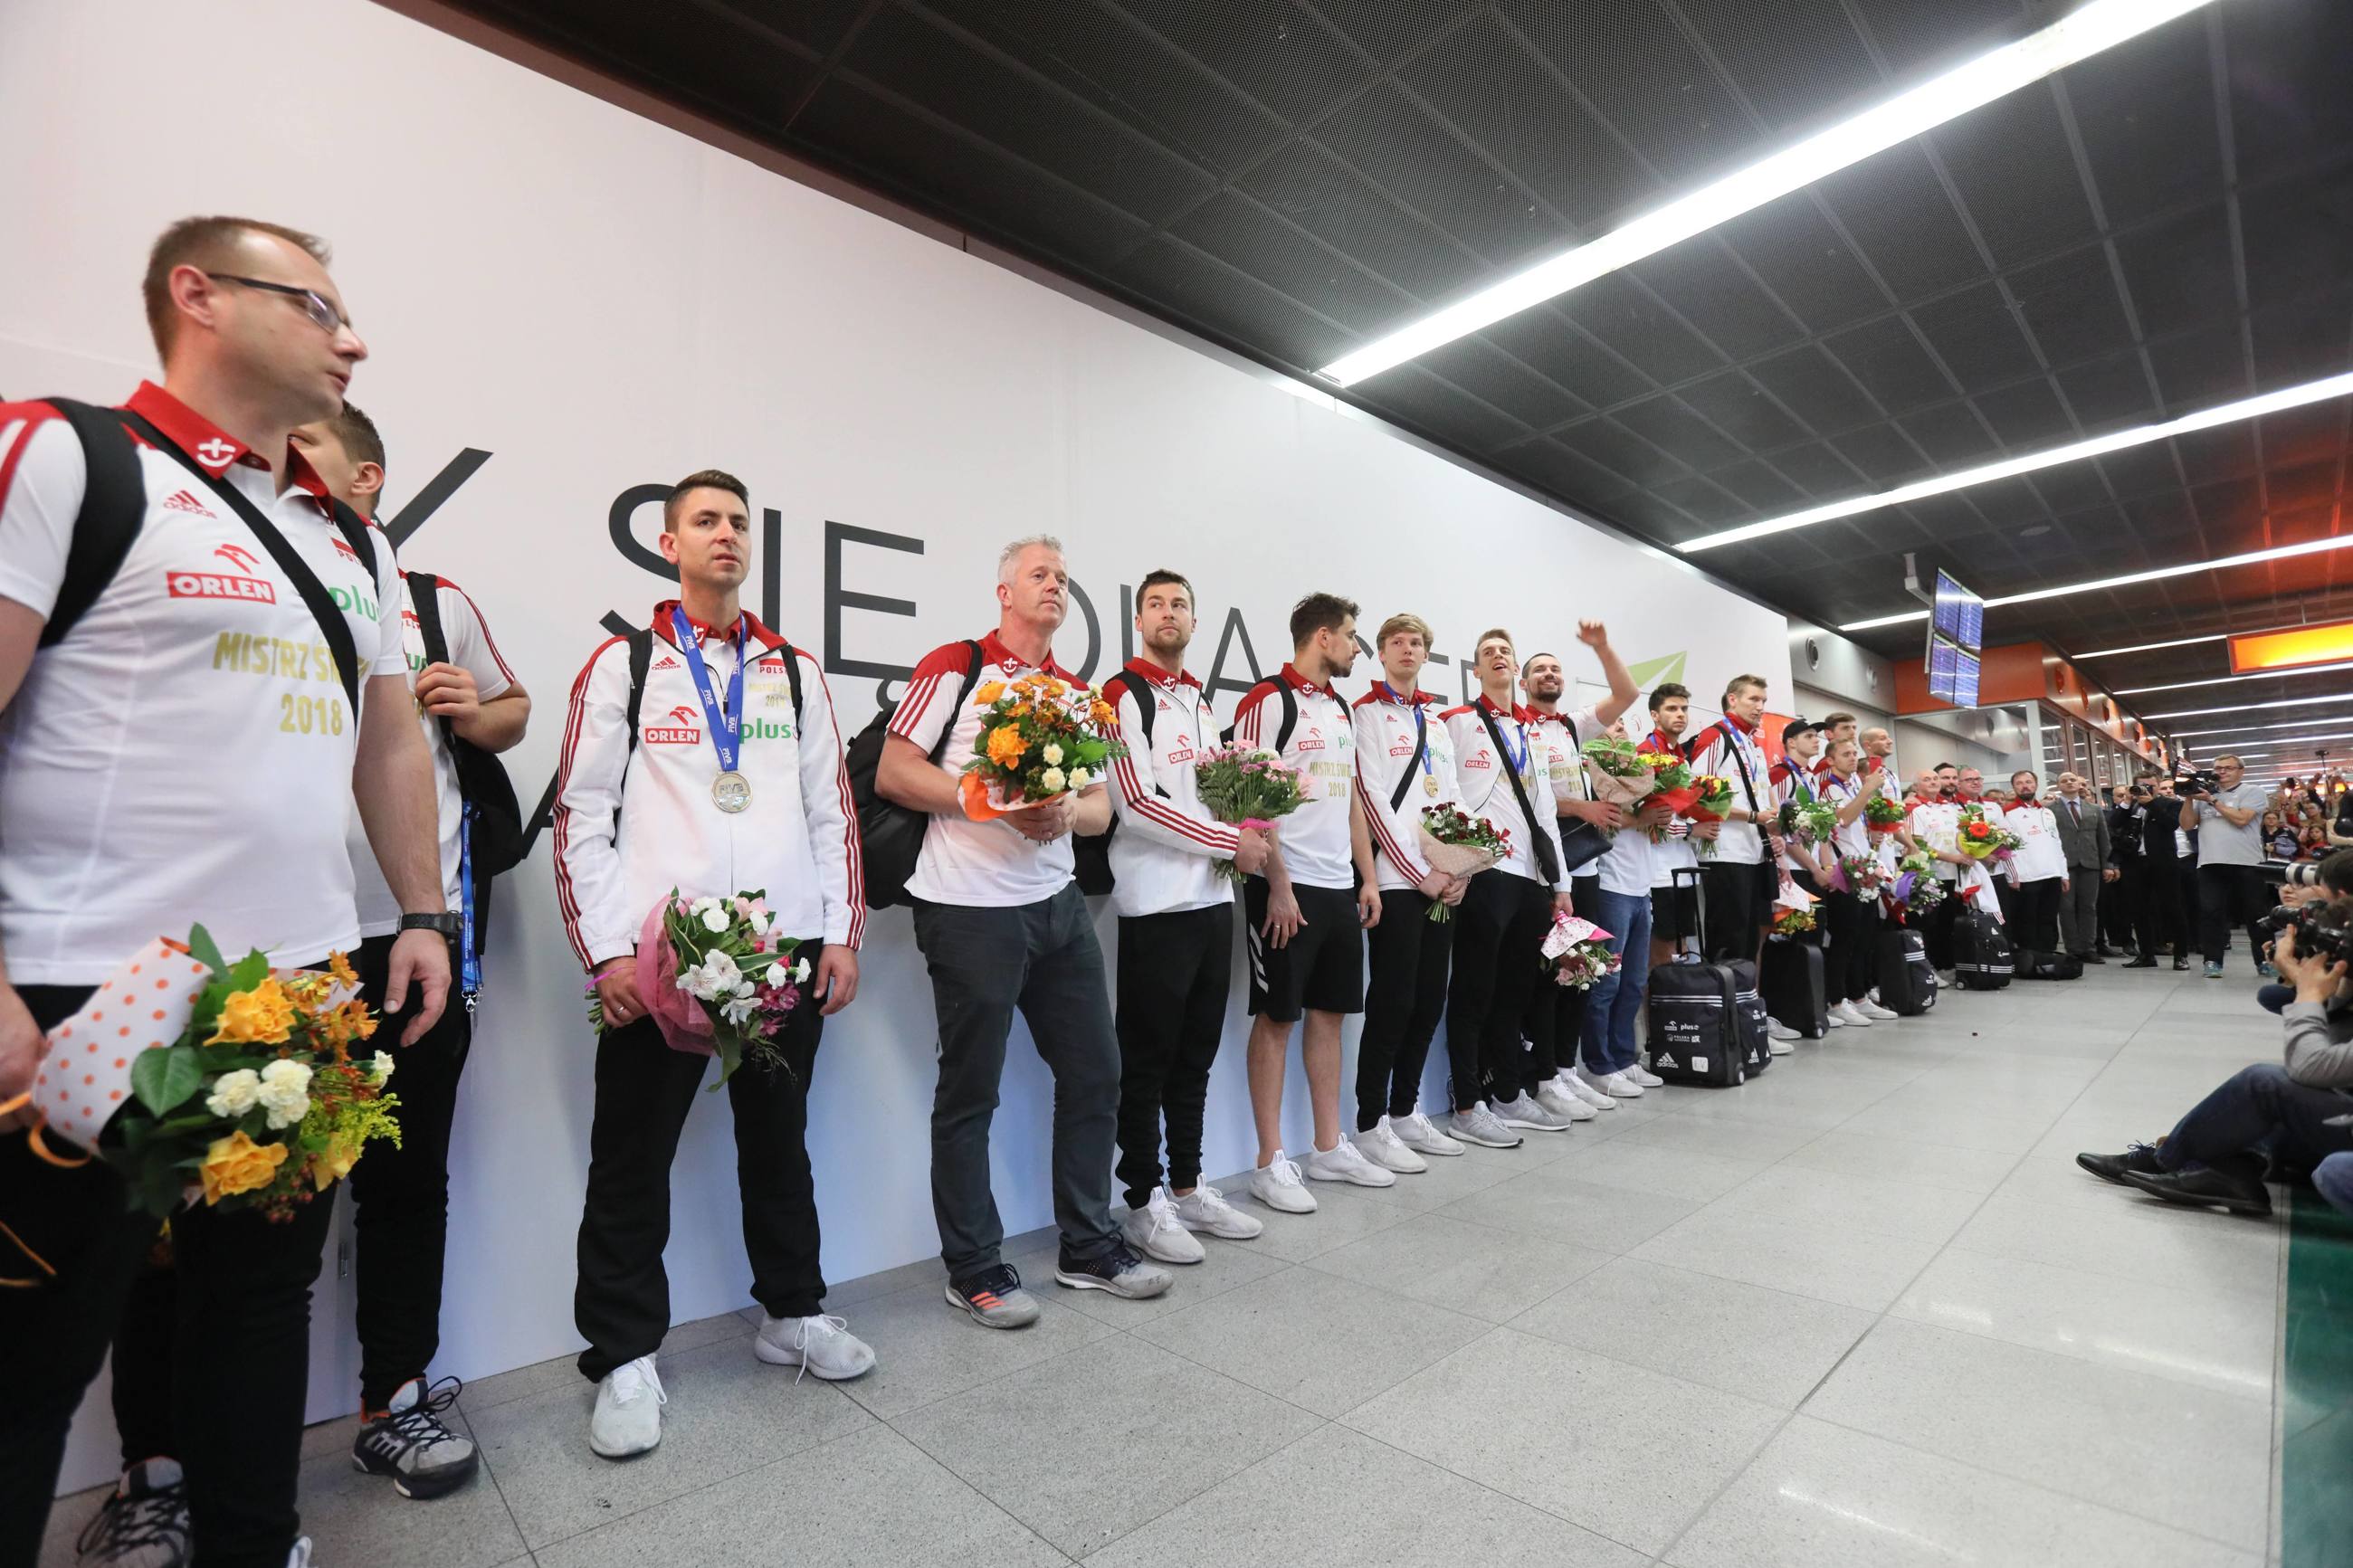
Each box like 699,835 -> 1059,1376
2003,771 -> 2070,958
1907,764 -> 1977,979
2186,755 -> 2271,980
1519,628 -> 1640,1113
1231,593 -> 1390,1214
1103,569 -> 1269,1260
880,537 -> 1172,1326
557,469 -> 873,1458
1353,611 -> 1471,1172
1685,674 -> 1780,964
1440,627 -> 1577,1145
0,214 -> 447,1568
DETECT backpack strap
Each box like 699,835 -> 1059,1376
38,399 -> 148,648
623,628 -> 654,755
1102,669 -> 1171,799
927,640 -> 986,765
1479,704 -> 1560,884
329,499 -> 378,582
1274,682 -> 1299,756
1387,702 -> 1428,813
404,571 -> 457,753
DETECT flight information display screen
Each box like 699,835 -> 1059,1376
1926,569 -> 1982,707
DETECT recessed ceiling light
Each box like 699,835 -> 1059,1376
1837,535 -> 2353,632
1315,0 -> 2223,387
1693,371 -> 2353,554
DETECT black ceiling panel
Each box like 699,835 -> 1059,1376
448,0 -> 2353,717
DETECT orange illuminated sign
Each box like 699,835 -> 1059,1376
2229,621 -> 2353,673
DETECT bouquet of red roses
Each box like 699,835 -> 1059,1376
1415,803 -> 1511,922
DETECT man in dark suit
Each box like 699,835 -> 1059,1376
2121,775 -> 2191,970
2052,771 -> 2115,963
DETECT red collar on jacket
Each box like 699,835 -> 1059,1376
980,630 -> 1072,678
1124,655 -> 1200,690
1643,727 -> 1684,756
1477,692 -> 1535,725
652,601 -> 792,657
1279,661 -> 1339,700
124,380 -> 332,506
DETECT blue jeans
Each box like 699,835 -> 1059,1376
2316,1153 -> 2353,1218
2158,1061 -> 2353,1176
1579,888 -> 1652,1075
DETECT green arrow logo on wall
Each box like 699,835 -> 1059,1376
1625,651 -> 1687,689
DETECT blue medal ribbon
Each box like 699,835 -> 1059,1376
1493,702 -> 1529,783
672,606 -> 747,776
458,803 -> 481,1008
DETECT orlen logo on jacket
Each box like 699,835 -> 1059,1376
643,704 -> 702,745
167,568 -> 277,604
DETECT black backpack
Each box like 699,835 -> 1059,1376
1953,907 -> 2014,990
845,641 -> 982,910
1874,926 -> 1939,1015
404,572 -> 527,947
1072,668 -> 1156,898
1221,679 -> 1299,753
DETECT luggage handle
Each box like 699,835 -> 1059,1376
1672,863 -> 1709,964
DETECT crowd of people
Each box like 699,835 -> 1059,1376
2,214 -> 2345,1568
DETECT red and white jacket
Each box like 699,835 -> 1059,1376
1231,663 -> 1357,890
1444,696 -> 1569,890
554,602 -> 860,970
1685,715 -> 1769,865
1352,683 -> 1455,893
1105,658 -> 1237,917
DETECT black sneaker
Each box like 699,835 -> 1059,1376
2075,1143 -> 2165,1185
945,1262 -> 1043,1329
352,1376 -> 478,1498
2120,1165 -> 2272,1217
76,1459 -> 189,1568
1054,1241 -> 1173,1300
2123,955 -> 2158,969
2172,955 -> 2190,971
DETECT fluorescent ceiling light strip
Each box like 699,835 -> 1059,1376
1837,535 -> 2353,633
2143,691 -> 2353,722
2114,660 -> 2353,696
2172,717 -> 2353,740
1317,0 -> 2220,388
2179,731 -> 2353,752
2072,633 -> 2229,659
1695,371 -> 2353,554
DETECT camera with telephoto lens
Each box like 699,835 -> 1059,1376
2175,765 -> 2222,796
2283,862 -> 2324,889
2254,902 -> 2353,968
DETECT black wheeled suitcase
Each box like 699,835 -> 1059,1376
1646,867 -> 1747,1087
1953,908 -> 2014,990
1761,936 -> 1828,1038
1735,966 -> 1772,1076
1875,927 -> 1938,1016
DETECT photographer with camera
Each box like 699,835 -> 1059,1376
2181,755 -> 2272,979
2076,894 -> 2353,1217
2118,776 -> 2190,969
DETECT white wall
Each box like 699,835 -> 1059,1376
2,0 -> 1793,1490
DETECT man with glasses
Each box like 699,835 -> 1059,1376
2186,755 -> 2272,979
0,215 -> 448,1568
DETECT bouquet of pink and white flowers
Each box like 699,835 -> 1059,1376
1539,912 -> 1620,990
592,889 -> 812,1087
1831,852 -> 1889,899
1415,803 -> 1511,922
1196,746 -> 1308,883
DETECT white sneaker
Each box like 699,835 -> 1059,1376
286,1540 -> 313,1568
1768,1036 -> 1794,1055
1937,969 -> 1958,986
1249,1152 -> 1319,1212
1832,1001 -> 1873,1028
1171,1183 -> 1263,1239
1766,1015 -> 1800,1041
1824,1009 -> 1846,1029
589,1354 -> 665,1458
1120,1187 -> 1207,1264
1392,1110 -> 1467,1156
1859,1000 -> 1900,1021
1556,1070 -> 1617,1110
1584,1069 -> 1644,1098
1353,1119 -> 1428,1174
1303,1136 -> 1397,1187
1626,1065 -> 1664,1088
1534,1080 -> 1597,1122
1446,1104 -> 1524,1148
755,1313 -> 876,1381
1492,1091 -> 1575,1131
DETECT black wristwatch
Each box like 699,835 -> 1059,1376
399,912 -> 462,936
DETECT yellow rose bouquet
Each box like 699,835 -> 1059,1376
26,927 -> 400,1220
958,671 -> 1128,822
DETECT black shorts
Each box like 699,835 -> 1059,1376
1243,878 -> 1364,1022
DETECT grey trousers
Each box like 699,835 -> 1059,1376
912,883 -> 1122,1279
2057,868 -> 2105,955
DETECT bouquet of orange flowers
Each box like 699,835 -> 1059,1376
1957,803 -> 2019,860
28,927 -> 398,1220
960,671 -> 1126,821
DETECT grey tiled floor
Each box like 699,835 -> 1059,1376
43,964 -> 2288,1564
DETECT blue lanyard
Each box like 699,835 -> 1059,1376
1491,704 -> 1529,781
1380,681 -> 1432,782
671,607 -> 746,773
457,803 -> 481,1007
